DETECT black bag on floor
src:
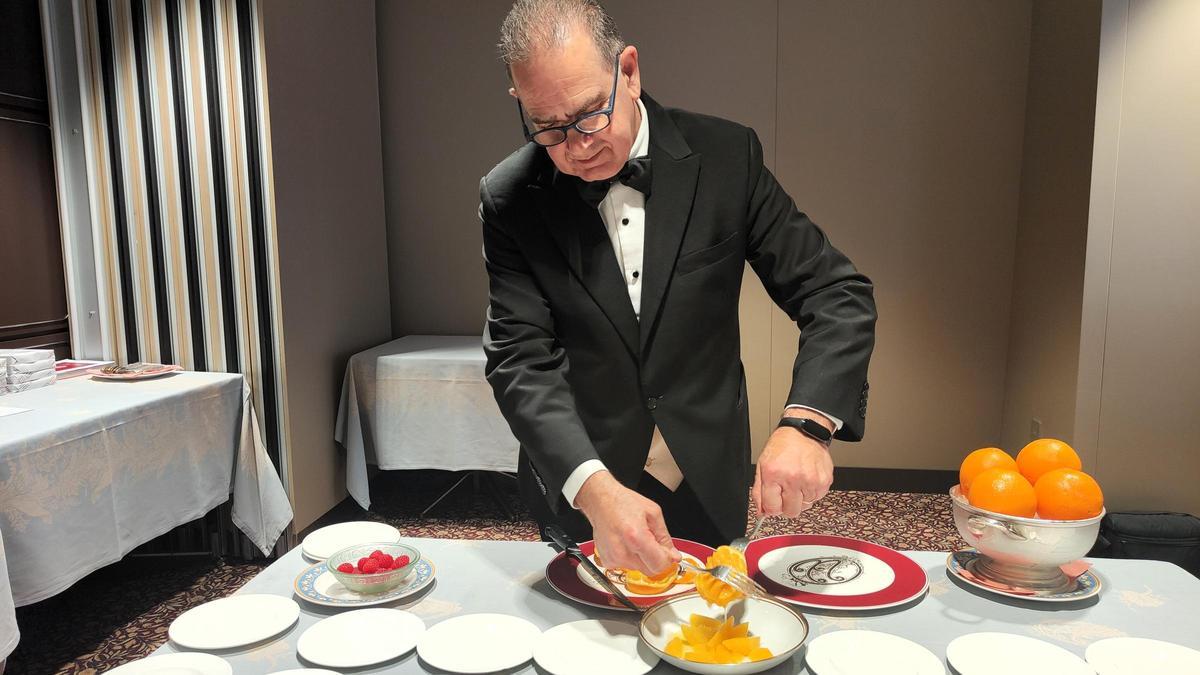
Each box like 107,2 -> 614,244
1088,511 -> 1200,578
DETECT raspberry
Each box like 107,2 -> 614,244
337,562 -> 355,574
394,555 -> 411,569
369,550 -> 385,560
357,557 -> 370,572
361,558 -> 381,574
376,553 -> 394,568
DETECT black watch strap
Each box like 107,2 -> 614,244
777,416 -> 833,446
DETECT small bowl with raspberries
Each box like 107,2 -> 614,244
327,542 -> 420,595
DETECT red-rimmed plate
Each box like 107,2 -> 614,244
545,538 -> 714,611
745,534 -> 928,611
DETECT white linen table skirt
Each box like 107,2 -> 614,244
335,336 -> 518,509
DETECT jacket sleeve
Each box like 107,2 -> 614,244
479,176 -> 600,512
742,129 -> 878,440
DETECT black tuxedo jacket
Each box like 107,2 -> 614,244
481,93 -> 876,540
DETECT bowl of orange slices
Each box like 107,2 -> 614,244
639,592 -> 807,674
952,438 -> 1106,591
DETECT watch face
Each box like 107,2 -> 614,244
782,417 -> 832,443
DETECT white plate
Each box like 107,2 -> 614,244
534,620 -> 659,675
168,594 -> 299,650
267,670 -> 339,675
301,521 -> 401,561
806,630 -> 944,674
293,558 -> 436,607
297,608 -> 425,669
418,613 -> 541,673
106,653 -> 232,675
946,633 -> 1093,675
1086,637 -> 1200,674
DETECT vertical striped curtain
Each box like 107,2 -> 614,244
74,0 -> 286,472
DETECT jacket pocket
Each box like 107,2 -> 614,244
676,231 -> 741,277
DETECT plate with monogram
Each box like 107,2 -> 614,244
744,534 -> 928,610
294,558 -> 436,607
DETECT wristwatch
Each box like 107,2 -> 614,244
777,416 -> 833,447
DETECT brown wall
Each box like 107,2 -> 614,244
261,0 -> 393,531
1076,0 -> 1200,516
1000,1 -> 1100,456
376,1 -> 1094,472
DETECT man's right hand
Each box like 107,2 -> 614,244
573,471 -> 681,576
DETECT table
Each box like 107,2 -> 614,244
335,336 -> 518,509
150,539 -> 1200,673
0,372 -> 292,609
0,529 -> 16,662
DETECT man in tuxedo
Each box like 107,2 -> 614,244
482,0 -> 876,576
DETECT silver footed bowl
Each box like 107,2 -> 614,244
949,485 -> 1104,592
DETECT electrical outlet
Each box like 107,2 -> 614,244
1030,418 -> 1042,440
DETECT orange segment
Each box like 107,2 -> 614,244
749,646 -> 774,661
695,546 -> 748,607
1016,438 -> 1081,485
723,636 -> 761,655
968,468 -> 1037,517
959,447 -> 1017,496
665,636 -> 685,658
1034,468 -> 1104,520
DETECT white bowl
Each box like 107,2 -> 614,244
639,592 -> 808,675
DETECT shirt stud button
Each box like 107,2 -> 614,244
622,218 -> 629,225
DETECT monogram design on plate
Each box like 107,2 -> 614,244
785,555 -> 864,587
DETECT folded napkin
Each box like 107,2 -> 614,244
5,356 -> 56,375
0,348 -> 56,364
2,369 -> 56,393
5,367 -> 57,385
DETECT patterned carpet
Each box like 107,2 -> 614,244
9,470 -> 965,674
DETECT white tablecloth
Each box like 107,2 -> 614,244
149,540 -> 1200,673
0,529 -> 16,662
0,372 -> 293,608
335,336 -> 518,509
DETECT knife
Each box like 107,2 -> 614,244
544,524 -> 643,612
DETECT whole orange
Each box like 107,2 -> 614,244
967,468 -> 1038,518
1035,468 -> 1104,520
1016,438 -> 1081,485
959,447 -> 1018,496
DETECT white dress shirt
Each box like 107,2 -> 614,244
560,98 -> 842,508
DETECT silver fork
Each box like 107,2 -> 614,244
729,516 -> 766,553
680,560 -> 771,600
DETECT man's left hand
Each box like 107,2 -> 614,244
752,413 -> 835,517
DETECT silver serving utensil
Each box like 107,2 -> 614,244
680,560 -> 770,600
730,516 -> 766,553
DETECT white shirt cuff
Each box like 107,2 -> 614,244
562,459 -> 608,509
784,404 -> 844,432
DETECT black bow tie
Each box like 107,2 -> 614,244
577,156 -> 652,208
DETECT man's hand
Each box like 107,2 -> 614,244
752,412 -> 835,517
574,471 -> 681,575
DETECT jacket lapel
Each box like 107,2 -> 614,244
535,164 -> 640,359
639,94 -> 700,353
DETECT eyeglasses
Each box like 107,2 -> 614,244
517,55 -> 620,147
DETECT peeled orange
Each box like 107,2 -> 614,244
959,447 -> 1017,496
624,566 -> 678,594
1016,438 -> 1081,485
1034,468 -> 1104,520
967,468 -> 1037,518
